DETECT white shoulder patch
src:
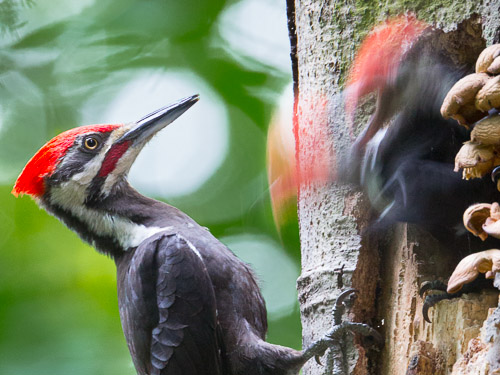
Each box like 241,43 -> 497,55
124,224 -> 171,249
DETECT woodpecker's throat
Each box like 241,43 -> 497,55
42,183 -> 168,256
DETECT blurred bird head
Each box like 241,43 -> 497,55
345,14 -> 428,128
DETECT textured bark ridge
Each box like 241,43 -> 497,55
293,1 -> 500,374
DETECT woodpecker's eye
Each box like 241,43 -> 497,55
84,136 -> 99,150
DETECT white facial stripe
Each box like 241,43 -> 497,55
70,151 -> 108,186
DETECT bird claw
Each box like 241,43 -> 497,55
422,293 -> 454,323
331,289 -> 382,345
303,289 -> 382,372
419,280 -> 447,297
418,279 -> 490,323
419,280 -> 452,323
315,355 -> 323,366
333,288 -> 358,325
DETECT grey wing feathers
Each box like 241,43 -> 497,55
125,232 -> 224,375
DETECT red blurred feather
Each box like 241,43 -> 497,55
345,14 -> 428,130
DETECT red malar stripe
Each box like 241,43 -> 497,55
99,141 -> 131,177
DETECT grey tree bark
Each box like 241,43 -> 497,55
291,1 -> 500,374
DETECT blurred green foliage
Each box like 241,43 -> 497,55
0,1 -> 300,374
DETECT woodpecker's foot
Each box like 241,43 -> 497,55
420,280 -> 462,323
419,279 -> 493,323
302,289 -> 383,375
419,280 -> 448,297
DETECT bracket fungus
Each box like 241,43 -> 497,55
470,113 -> 500,145
463,202 -> 500,240
452,203 -> 500,293
454,141 -> 500,179
440,73 -> 490,127
442,45 -> 500,295
475,44 -> 500,75
475,76 -> 500,112
482,202 -> 500,239
447,249 -> 500,293
463,203 -> 493,241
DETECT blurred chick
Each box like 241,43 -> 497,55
341,16 -> 499,242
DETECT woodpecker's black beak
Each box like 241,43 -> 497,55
116,94 -> 199,145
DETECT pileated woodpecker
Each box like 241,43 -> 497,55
12,95 -> 379,375
341,18 -> 500,242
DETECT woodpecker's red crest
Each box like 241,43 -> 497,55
12,124 -> 120,198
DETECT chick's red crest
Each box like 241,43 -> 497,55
12,124 -> 121,198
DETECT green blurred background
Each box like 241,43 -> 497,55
0,1 -> 300,374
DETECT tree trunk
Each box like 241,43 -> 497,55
292,1 -> 500,374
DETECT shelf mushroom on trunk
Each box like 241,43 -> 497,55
443,44 -> 500,292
